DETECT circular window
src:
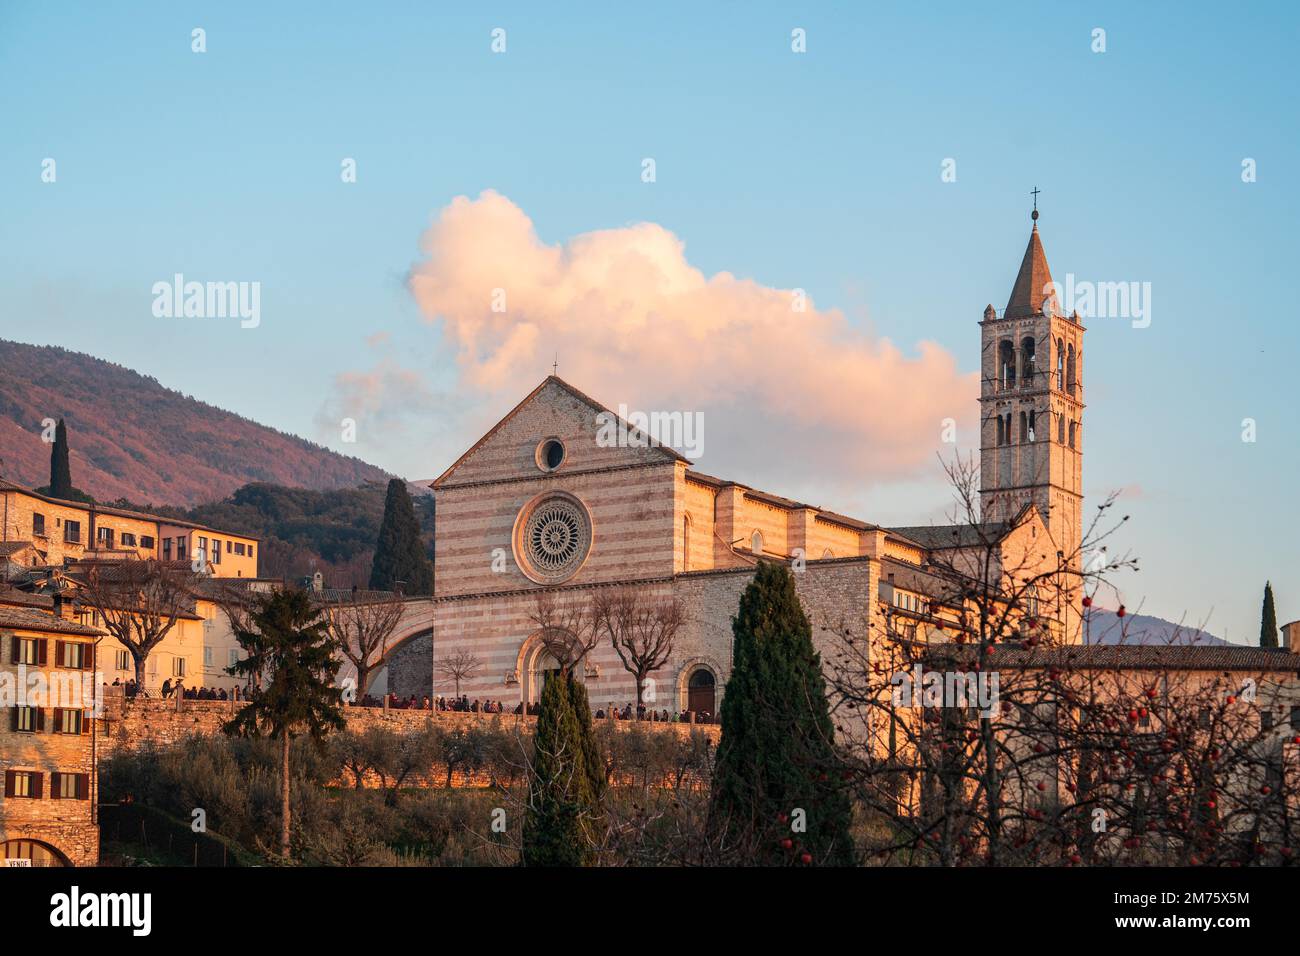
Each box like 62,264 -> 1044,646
513,492 -> 593,584
536,438 -> 566,472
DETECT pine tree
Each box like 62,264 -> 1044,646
224,588 -> 345,861
368,478 -> 433,595
522,674 -> 600,866
49,418 -> 73,499
1260,581 -> 1279,648
709,561 -> 855,865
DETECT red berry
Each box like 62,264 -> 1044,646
800,852 -> 812,865
780,838 -> 793,850
1082,596 -> 1092,608
1117,605 -> 1126,618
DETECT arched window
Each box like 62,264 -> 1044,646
999,340 -> 1016,389
1056,338 -> 1065,390
1066,344 -> 1076,396
1057,413 -> 1065,443
1028,410 -> 1036,442
1019,411 -> 1027,443
1020,336 -> 1036,386
1068,421 -> 1076,449
751,531 -> 764,555
1003,413 -> 1012,444
682,514 -> 692,571
996,415 -> 1004,446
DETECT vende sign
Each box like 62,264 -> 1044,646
4,858 -> 32,867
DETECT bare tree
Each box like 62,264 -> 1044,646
529,590 -> 600,674
320,592 -> 404,699
77,559 -> 200,693
593,587 -> 685,710
435,648 -> 484,697
819,454 -> 1300,867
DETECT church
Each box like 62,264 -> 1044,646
392,212 -> 1087,714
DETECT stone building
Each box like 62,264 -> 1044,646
0,592 -> 102,866
397,215 -> 1082,712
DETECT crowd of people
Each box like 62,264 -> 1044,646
353,691 -> 714,723
107,677 -> 245,702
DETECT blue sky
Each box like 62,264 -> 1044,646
2,1 -> 1297,643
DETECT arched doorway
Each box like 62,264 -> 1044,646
519,635 -> 584,706
3,839 -> 70,867
687,667 -> 716,718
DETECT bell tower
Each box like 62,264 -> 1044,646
979,199 -> 1085,566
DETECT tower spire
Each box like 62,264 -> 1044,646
1004,207 -> 1054,320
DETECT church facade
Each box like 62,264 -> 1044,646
393,216 -> 1083,713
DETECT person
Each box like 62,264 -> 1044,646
161,677 -> 173,700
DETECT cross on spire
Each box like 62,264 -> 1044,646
552,355 -> 559,376
1031,186 -> 1041,222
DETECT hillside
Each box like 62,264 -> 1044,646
0,340 -> 389,506
1084,609 -> 1230,646
122,481 -> 436,587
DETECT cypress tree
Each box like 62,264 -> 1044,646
709,561 -> 855,865
49,418 -> 73,499
368,478 -> 433,595
522,674 -> 599,866
1260,581 -> 1279,648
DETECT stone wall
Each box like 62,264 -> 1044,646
97,697 -> 718,764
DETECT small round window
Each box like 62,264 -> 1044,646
537,438 -> 566,472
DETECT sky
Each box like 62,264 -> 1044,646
2,1 -> 1297,644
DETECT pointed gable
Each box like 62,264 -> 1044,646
432,376 -> 688,489
1004,224 -> 1054,320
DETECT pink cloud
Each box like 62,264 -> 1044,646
404,190 -> 977,490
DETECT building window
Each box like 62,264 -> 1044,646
1262,710 -> 1275,731
1057,414 -> 1065,443
1020,336 -> 1036,385
173,658 -> 186,678
248,545 -> 253,559
176,536 -> 186,557
64,520 -> 81,544
121,532 -> 137,547
11,637 -> 43,666
751,531 -> 764,555
141,535 -> 155,549
234,542 -> 246,555
211,540 -> 221,564
51,772 -> 88,800
228,649 -> 240,668
1066,344 -> 1077,395
536,438 -> 566,473
1027,410 -> 1036,442
998,339 -> 1016,389
682,515 -> 692,571
203,647 -> 213,667
3,771 -> 42,799
1056,338 -> 1065,390
33,513 -> 46,536
56,709 -> 83,735
996,415 -> 1004,446
1018,411 -> 1027,443
11,705 -> 42,733
115,649 -> 130,671
162,538 -> 172,559
1068,421 -> 1076,449
97,526 -> 114,548
57,641 -> 87,669
1290,706 -> 1300,731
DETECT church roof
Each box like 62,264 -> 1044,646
431,376 -> 689,488
887,521 -> 1013,550
1003,224 -> 1054,320
929,643 -> 1300,675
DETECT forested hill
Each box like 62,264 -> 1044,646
124,481 -> 436,586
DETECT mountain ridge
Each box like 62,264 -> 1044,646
0,339 -> 389,506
